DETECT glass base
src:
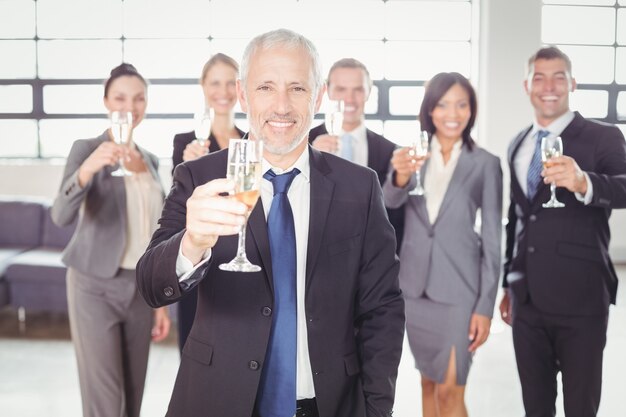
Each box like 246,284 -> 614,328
111,168 -> 132,177
219,256 -> 261,272
542,198 -> 565,208
408,185 -> 425,196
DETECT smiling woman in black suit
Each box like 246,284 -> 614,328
171,53 -> 244,352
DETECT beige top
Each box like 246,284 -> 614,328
423,135 -> 463,224
120,171 -> 163,269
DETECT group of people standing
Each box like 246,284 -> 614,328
52,27 -> 626,417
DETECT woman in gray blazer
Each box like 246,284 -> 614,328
51,63 -> 170,417
384,72 -> 502,417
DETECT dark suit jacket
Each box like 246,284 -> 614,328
171,127 -> 245,174
309,123 -> 405,251
503,112 -> 626,316
136,146 -> 404,417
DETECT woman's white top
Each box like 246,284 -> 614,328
120,170 -> 163,269
423,135 -> 463,224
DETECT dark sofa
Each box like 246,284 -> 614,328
0,196 -> 76,314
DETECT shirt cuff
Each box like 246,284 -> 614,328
574,172 -> 593,205
176,239 -> 212,282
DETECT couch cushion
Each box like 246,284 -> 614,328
0,199 -> 45,247
0,247 -> 28,275
41,206 -> 76,249
5,248 -> 68,312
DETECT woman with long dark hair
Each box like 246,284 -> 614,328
384,72 -> 502,417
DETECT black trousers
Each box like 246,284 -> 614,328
512,301 -> 608,417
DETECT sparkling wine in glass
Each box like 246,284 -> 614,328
194,107 -> 214,147
324,100 -> 344,136
408,130 -> 429,196
324,100 -> 344,154
541,135 -> 565,208
110,111 -> 132,177
219,139 -> 263,272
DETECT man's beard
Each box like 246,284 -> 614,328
250,113 -> 312,156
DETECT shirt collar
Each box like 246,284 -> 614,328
342,122 -> 367,142
262,144 -> 311,183
431,134 -> 463,153
532,110 -> 575,138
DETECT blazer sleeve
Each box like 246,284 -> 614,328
382,168 -> 417,209
474,155 -> 503,317
136,162 -> 209,308
51,139 -> 98,227
355,173 -> 405,417
587,125 -> 626,209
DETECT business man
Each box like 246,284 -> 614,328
136,29 -> 404,417
499,46 -> 626,417
309,58 -> 405,250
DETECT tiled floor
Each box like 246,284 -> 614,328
1,268 -> 625,417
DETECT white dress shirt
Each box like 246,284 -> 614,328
513,110 -> 592,203
340,123 -> 368,167
423,136 -> 463,224
175,146 -> 316,399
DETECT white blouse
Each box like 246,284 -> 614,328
120,171 -> 163,269
423,135 -> 463,224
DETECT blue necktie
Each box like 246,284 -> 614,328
340,133 -> 353,162
527,130 -> 550,201
257,168 -> 300,417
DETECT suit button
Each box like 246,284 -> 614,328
262,307 -> 272,317
249,360 -> 259,371
529,215 -> 537,222
428,230 -> 434,237
163,286 -> 174,297
528,246 -> 535,254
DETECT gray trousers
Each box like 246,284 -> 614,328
67,268 -> 153,417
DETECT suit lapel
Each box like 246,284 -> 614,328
305,147 -> 334,289
433,145 -> 476,222
509,126 -> 532,214
366,129 -> 377,170
247,200 -> 273,292
136,145 -> 165,196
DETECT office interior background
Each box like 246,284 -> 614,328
0,0 -> 625,416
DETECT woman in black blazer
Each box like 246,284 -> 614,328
171,53 -> 244,352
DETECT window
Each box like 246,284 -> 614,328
0,0 -> 477,158
542,1 -> 626,133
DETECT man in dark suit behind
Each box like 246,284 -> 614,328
136,29 -> 404,417
499,46 -> 626,417
309,58 -> 405,250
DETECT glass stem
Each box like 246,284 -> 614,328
550,182 -> 556,200
415,171 -> 422,188
235,224 -> 248,260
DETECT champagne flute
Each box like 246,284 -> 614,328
194,106 -> 214,147
408,130 -> 429,196
541,135 -> 565,208
324,99 -> 344,154
219,139 -> 263,272
110,111 -> 132,177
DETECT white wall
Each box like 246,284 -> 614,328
1,0 -> 625,261
0,160 -> 174,200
